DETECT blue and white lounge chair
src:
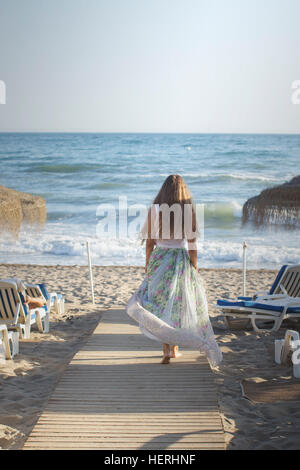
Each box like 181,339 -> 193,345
25,283 -> 65,315
216,265 -> 300,333
0,324 -> 19,360
0,280 -> 49,339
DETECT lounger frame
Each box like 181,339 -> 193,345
0,280 -> 49,339
25,284 -> 64,315
217,265 -> 300,333
0,324 -> 19,360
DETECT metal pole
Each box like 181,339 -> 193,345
242,241 -> 248,297
86,241 -> 95,305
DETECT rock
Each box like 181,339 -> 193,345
0,186 -> 46,238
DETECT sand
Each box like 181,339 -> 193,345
0,264 -> 299,450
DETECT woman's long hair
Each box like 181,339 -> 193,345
142,174 -> 198,242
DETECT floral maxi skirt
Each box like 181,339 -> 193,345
126,247 -> 223,368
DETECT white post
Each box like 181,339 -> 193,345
86,241 -> 95,305
242,241 -> 248,297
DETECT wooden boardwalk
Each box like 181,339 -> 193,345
24,309 -> 225,450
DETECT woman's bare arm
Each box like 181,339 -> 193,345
145,239 -> 155,272
188,238 -> 197,270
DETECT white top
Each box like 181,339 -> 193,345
152,204 -> 187,249
156,239 -> 187,249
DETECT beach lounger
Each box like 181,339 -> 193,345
0,280 -> 49,339
275,330 -> 300,378
216,265 -> 300,333
0,324 -> 19,360
25,283 -> 65,315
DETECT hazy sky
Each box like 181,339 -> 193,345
0,0 -> 300,133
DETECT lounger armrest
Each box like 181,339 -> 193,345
29,307 -> 47,316
285,297 -> 300,306
255,294 -> 289,302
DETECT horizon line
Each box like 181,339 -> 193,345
0,131 -> 299,136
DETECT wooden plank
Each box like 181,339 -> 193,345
23,309 -> 225,450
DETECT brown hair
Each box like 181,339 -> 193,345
153,174 -> 192,205
145,174 -> 197,241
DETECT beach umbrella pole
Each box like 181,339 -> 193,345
242,241 -> 248,297
86,241 -> 95,305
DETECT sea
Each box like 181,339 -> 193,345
0,132 -> 299,269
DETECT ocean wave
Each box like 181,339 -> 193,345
47,211 -> 74,222
30,163 -> 102,174
122,139 -> 144,145
46,201 -> 244,224
1,230 -> 299,269
216,173 -> 280,182
90,182 -> 130,190
197,241 -> 300,269
204,201 -> 243,220
139,172 -> 283,184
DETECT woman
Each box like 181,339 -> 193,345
126,175 -> 222,368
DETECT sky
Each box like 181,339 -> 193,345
0,0 -> 299,133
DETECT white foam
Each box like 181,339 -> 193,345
1,228 -> 299,269
140,172 -> 285,183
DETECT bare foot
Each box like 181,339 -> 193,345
170,346 -> 182,358
161,355 -> 170,364
161,343 -> 171,364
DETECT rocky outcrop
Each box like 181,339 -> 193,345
0,186 -> 46,238
243,176 -> 300,228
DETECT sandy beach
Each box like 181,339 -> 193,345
1,0 -> 299,453
0,264 -> 299,450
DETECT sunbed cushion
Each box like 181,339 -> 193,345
218,300 -> 245,308
217,299 -> 300,314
